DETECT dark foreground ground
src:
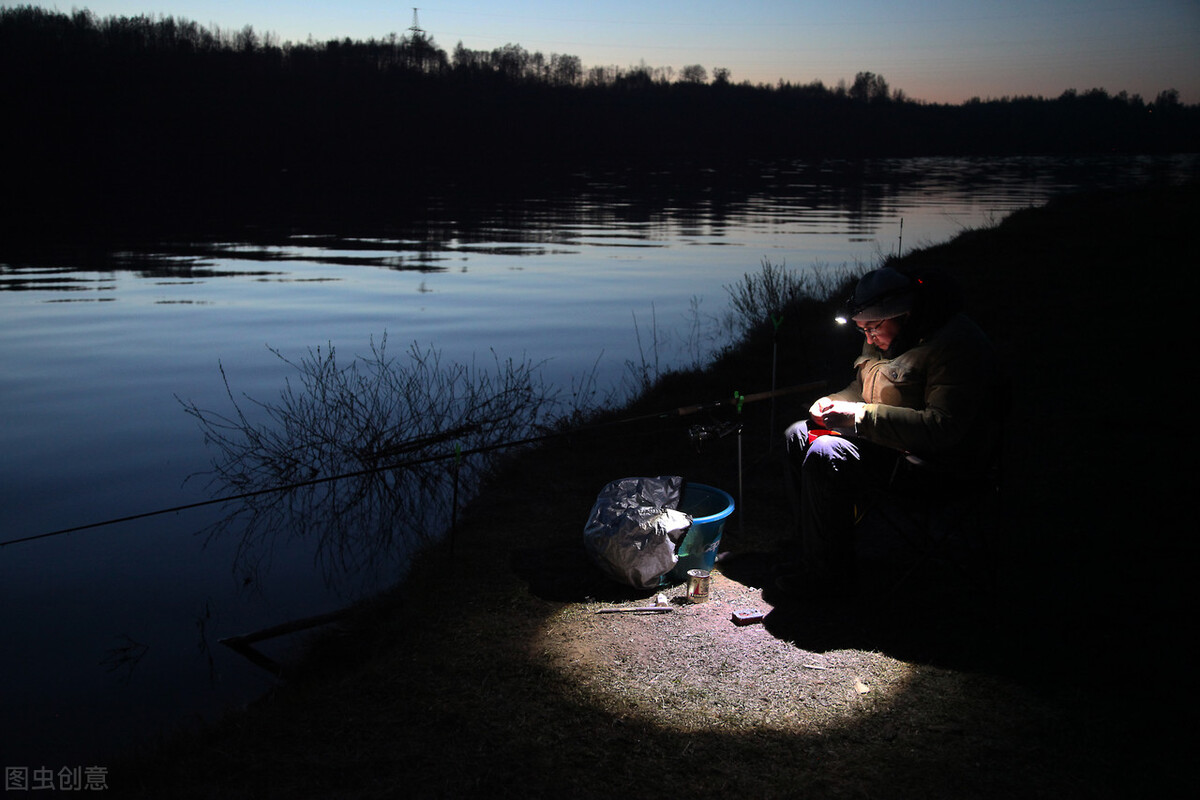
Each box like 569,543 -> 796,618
112,180 -> 1195,798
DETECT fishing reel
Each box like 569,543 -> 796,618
688,419 -> 743,452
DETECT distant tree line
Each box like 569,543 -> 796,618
2,6 -> 1196,235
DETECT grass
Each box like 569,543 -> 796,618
112,179 -> 1196,798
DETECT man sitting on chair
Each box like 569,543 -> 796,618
781,266 -> 1002,601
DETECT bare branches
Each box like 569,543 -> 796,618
724,258 -> 857,336
179,335 -> 561,589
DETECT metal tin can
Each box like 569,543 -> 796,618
686,569 -> 711,603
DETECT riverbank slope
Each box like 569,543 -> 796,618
116,180 -> 1195,798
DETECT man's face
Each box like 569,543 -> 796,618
856,316 -> 903,351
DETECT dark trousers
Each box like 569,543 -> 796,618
783,419 -> 905,588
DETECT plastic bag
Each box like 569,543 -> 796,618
582,476 -> 693,589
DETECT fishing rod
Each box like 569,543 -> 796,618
0,379 -> 825,550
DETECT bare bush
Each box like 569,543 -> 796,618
179,335 -> 560,589
724,258 -> 857,335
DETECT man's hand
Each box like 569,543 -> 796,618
809,397 -> 865,432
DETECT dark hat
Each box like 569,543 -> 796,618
848,267 -> 915,321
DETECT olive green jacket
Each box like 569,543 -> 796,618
830,312 -> 1001,469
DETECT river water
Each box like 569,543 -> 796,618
1,154 -> 1196,768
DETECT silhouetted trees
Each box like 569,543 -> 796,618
2,5 -> 1196,236
850,71 -> 890,103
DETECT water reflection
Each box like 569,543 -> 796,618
3,154 -> 1196,298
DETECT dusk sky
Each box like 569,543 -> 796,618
10,1 -> 1199,104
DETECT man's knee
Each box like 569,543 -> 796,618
806,433 -> 855,463
784,420 -> 811,464
800,434 -> 862,491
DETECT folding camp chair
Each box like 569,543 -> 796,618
855,382 -> 1008,601
855,450 -> 1002,599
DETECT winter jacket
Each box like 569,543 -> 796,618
829,311 -> 1002,472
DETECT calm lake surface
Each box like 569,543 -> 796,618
2,154 -> 1196,767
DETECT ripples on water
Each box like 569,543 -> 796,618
0,154 -> 1196,764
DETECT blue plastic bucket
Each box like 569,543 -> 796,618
669,483 -> 735,582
